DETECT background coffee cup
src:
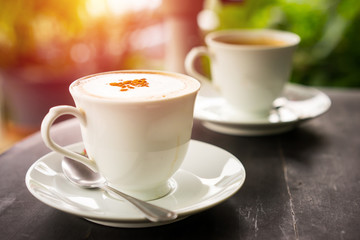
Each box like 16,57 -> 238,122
185,29 -> 300,120
41,70 -> 200,200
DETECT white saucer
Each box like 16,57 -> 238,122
194,83 -> 331,136
25,140 -> 246,228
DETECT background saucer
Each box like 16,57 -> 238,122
195,83 -> 331,136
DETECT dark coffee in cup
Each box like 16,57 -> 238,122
214,36 -> 287,47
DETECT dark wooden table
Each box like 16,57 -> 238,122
1,88 -> 359,240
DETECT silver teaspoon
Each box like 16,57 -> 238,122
61,156 -> 177,222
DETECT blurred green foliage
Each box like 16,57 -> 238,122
213,0 -> 360,87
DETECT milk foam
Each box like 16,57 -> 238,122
72,72 -> 199,100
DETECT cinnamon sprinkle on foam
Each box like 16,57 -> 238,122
109,78 -> 149,92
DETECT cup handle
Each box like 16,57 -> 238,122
185,46 -> 221,96
41,105 -> 98,172
185,46 -> 212,84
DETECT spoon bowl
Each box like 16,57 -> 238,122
61,156 -> 177,222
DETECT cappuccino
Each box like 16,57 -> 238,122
71,71 -> 199,101
215,36 -> 287,47
42,70 -> 200,200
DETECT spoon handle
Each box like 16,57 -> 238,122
103,185 -> 178,222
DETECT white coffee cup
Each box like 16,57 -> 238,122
41,70 -> 200,200
185,29 -> 300,120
